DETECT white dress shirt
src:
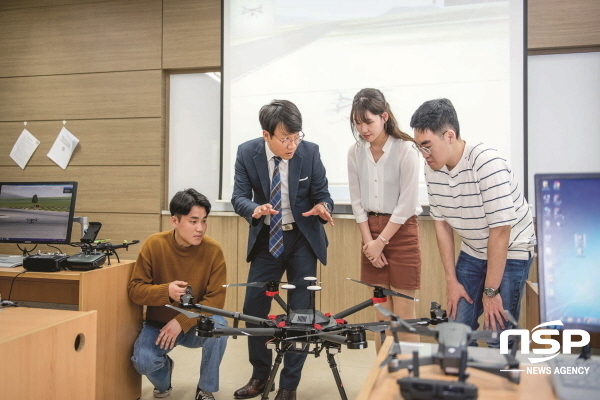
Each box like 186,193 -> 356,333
347,136 -> 422,225
265,143 -> 295,225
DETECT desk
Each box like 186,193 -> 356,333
0,261 -> 142,400
357,337 -> 557,400
0,307 -> 97,399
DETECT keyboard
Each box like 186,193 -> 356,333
0,255 -> 24,268
549,355 -> 600,400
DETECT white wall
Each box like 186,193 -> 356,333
168,73 -> 221,205
527,52 -> 600,206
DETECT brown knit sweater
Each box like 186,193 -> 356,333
128,230 -> 227,333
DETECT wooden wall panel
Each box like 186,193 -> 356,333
0,119 -> 162,166
162,0 -> 221,69
0,166 -> 161,213
321,219 -> 371,324
0,212 -> 159,259
528,0 -> 600,51
205,215 -> 239,312
236,217 -> 250,312
0,0 -> 162,76
0,1 -> 103,11
0,70 -> 163,121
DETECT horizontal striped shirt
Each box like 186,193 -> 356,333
426,142 -> 535,260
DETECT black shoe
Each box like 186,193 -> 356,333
234,378 -> 275,399
274,388 -> 296,400
153,356 -> 174,398
196,387 -> 216,400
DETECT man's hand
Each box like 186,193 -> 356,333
302,203 -> 334,225
482,294 -> 506,331
155,318 -> 182,350
252,203 -> 279,219
446,280 -> 473,320
168,280 -> 188,301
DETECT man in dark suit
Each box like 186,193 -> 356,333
231,100 -> 334,400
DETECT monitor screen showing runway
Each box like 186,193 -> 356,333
0,182 -> 77,244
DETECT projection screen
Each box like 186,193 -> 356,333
221,0 -> 525,205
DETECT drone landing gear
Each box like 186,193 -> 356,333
261,344 -> 349,400
326,350 -> 348,400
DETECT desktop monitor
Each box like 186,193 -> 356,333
535,173 -> 600,333
0,182 -> 78,245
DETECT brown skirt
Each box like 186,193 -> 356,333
360,215 -> 421,290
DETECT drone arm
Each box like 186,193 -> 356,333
213,327 -> 278,337
469,330 -> 500,342
388,355 -> 434,373
273,294 -> 289,313
467,361 -> 521,383
333,298 -> 377,320
193,304 -> 272,326
320,333 -> 349,345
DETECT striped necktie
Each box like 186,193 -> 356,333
269,156 -> 283,258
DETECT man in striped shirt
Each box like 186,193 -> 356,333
410,98 -> 535,346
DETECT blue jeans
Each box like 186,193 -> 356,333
131,316 -> 228,393
454,251 -> 532,348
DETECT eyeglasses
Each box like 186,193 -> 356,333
273,132 -> 305,146
413,130 -> 448,155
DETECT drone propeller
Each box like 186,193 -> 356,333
374,304 -> 418,332
223,280 -> 321,288
166,304 -> 203,319
223,281 -> 268,288
212,319 -> 252,336
345,321 -> 391,333
468,310 -> 519,342
346,278 -> 419,301
503,310 -> 519,328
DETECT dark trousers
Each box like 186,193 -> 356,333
243,225 -> 318,391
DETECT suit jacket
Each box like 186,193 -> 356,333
231,137 -> 333,265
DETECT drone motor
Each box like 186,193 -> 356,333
196,316 -> 215,337
346,326 -> 368,350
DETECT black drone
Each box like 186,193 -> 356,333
376,303 -> 522,400
69,239 -> 140,264
167,277 -> 446,400
68,221 -> 139,264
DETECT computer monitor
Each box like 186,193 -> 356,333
0,182 -> 78,245
535,173 -> 600,333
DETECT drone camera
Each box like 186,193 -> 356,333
180,286 -> 194,308
196,316 -> 215,337
430,301 -> 448,323
346,327 -> 368,350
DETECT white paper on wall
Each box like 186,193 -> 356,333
47,126 -> 79,169
10,128 -> 40,169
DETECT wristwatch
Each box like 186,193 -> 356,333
483,287 -> 500,297
319,202 -> 331,213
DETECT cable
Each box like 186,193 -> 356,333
6,271 -> 27,301
46,244 -> 63,253
16,244 -> 37,256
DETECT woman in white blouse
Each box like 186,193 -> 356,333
347,88 -> 422,347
